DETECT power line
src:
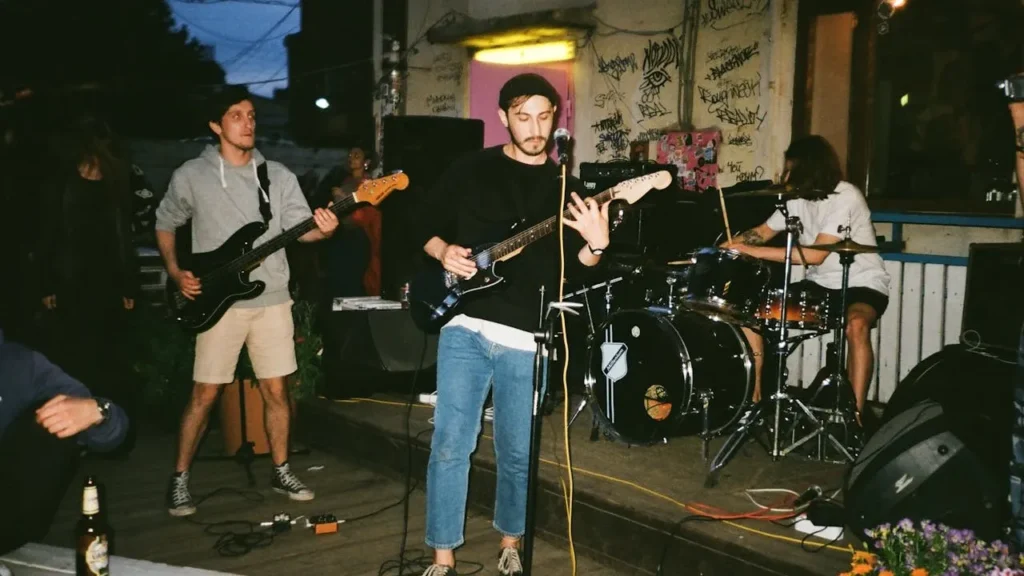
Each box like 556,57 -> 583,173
170,7 -> 297,44
221,3 -> 299,68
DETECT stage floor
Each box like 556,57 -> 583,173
13,432 -> 617,575
298,394 -> 858,576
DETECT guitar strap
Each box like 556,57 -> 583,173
256,161 -> 273,224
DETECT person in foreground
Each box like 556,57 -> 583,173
412,74 -> 610,576
725,135 -> 891,426
0,328 -> 128,556
155,86 -> 338,517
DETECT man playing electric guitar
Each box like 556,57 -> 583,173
154,86 -> 338,517
411,73 -> 611,576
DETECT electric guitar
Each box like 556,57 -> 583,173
167,172 -> 409,333
408,171 -> 674,333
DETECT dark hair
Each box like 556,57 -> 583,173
207,85 -> 252,124
498,73 -> 560,112
784,135 -> 843,194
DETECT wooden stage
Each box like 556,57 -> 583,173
297,394 -> 859,575
12,432 -> 619,576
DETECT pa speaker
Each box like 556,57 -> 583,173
379,116 -> 484,301
843,345 -> 1015,542
961,243 -> 1024,354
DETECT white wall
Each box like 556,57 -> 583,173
402,0 -> 796,185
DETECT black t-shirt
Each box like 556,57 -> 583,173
414,145 -> 596,333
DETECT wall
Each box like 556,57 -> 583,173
404,0 -> 470,121
401,0 -> 797,185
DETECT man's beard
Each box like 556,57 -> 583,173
227,135 -> 255,152
508,129 -> 548,156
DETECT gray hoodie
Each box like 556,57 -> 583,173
155,145 -> 312,308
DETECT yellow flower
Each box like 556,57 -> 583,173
852,564 -> 872,575
910,569 -> 928,576
852,551 -> 876,565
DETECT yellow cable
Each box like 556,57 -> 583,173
326,397 -> 856,557
557,162 -> 577,575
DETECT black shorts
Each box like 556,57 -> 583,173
793,280 -> 889,319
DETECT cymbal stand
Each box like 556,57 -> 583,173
785,226 -> 860,463
705,197 -> 823,487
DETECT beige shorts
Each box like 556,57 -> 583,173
193,301 -> 297,384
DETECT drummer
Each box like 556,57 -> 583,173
723,135 -> 890,427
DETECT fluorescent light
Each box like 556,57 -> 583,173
473,41 -> 575,65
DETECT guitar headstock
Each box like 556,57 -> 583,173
609,170 -> 673,204
352,172 -> 410,205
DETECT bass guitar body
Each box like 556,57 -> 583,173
409,243 -> 503,333
166,221 -> 268,333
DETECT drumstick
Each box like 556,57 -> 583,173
717,187 -> 733,245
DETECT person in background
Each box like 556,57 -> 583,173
37,115 -> 140,455
1007,79 -> 1024,550
320,146 -> 382,297
0,327 -> 128,557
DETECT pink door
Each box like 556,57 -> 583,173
468,61 -> 573,156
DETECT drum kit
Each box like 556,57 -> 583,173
561,183 -> 884,485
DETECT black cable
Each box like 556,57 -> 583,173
184,488 -> 274,557
654,514 -> 723,575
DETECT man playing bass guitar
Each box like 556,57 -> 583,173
411,73 -> 611,576
154,86 -> 338,517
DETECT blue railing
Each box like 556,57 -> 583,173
873,212 -> 1024,266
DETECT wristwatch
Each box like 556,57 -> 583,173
95,398 -> 112,424
588,244 -> 606,255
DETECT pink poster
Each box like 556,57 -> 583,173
653,129 -> 722,193
468,60 -> 573,156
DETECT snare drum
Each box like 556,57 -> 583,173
757,284 -> 836,331
681,247 -> 771,325
585,308 -> 754,445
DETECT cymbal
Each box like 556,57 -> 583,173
726,184 -> 833,200
805,238 -> 882,254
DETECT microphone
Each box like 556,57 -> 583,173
554,128 -> 571,165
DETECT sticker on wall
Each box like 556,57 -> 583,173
655,129 -> 722,194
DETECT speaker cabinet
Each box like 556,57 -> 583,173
843,345 -> 1015,542
962,243 -> 1024,353
379,116 -> 484,301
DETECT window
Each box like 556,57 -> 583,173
793,0 -> 1023,213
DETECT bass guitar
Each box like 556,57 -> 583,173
167,172 -> 409,333
408,171 -> 673,333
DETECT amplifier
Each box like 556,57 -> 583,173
961,242 -> 1024,353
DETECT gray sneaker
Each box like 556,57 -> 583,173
271,462 -> 314,501
497,547 -> 523,576
166,471 -> 196,517
421,566 -> 456,576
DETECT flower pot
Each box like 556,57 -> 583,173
219,378 -> 271,456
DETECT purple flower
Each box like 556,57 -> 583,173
898,518 -> 915,532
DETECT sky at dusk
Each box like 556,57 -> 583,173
168,0 -> 300,97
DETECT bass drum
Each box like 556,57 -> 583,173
584,309 -> 754,445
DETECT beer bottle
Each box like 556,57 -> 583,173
75,476 -> 110,576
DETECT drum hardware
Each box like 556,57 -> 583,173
780,226 -> 870,463
705,198 -> 829,487
582,308 -> 754,447
725,184 -> 835,200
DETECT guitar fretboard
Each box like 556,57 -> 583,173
203,194 -> 359,283
476,188 -> 616,264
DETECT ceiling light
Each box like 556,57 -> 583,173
473,41 -> 575,65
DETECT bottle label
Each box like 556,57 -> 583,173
84,535 -> 109,575
82,486 -> 99,516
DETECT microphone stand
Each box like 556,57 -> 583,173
522,298 -> 581,575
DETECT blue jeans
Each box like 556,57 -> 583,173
1013,323 -> 1024,548
425,325 -> 536,550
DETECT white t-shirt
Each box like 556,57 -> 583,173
765,181 -> 890,296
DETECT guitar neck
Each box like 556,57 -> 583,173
242,194 -> 359,265
485,189 -> 615,261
